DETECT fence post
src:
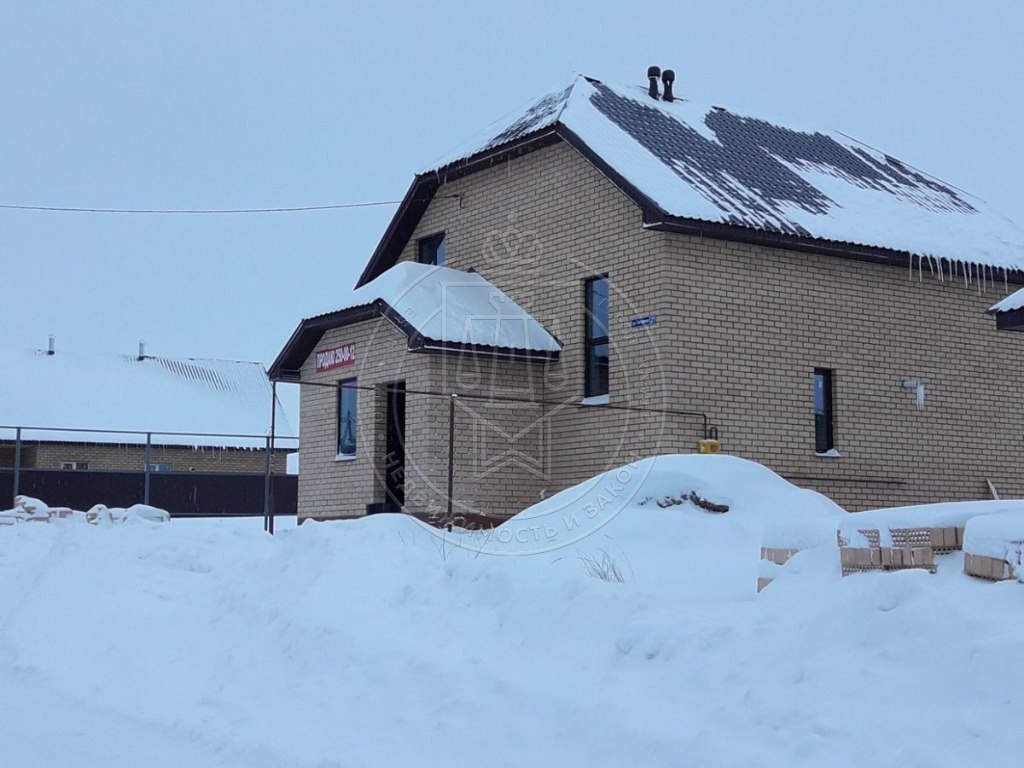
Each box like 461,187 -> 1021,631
447,394 -> 456,520
13,427 -> 21,505
144,432 -> 152,505
262,435 -> 272,533
268,380 -> 278,535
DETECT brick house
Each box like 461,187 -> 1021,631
272,71 -> 1024,521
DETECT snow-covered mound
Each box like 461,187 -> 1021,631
447,454 -> 846,602
0,496 -> 169,525
839,499 -> 1024,546
3,466 -> 1024,765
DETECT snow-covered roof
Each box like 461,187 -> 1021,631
428,75 -> 1024,275
0,345 -> 294,448
322,262 -> 559,353
989,287 -> 1024,314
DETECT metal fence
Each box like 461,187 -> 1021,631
292,379 -> 712,526
1,425 -> 298,528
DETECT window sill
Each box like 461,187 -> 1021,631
335,454 -> 358,462
580,394 -> 610,406
815,449 -> 842,459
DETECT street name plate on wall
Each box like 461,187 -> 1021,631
315,343 -> 356,372
630,314 -> 658,329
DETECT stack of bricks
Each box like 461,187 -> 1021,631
837,528 -> 937,576
962,553 -> 1014,581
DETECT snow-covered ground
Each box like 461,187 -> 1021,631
1,455 -> 1022,767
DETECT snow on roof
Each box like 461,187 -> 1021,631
0,345 -> 295,448
428,75 -> 1024,274
314,262 -> 561,354
989,287 -> 1024,313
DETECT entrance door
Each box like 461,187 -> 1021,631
384,381 -> 406,507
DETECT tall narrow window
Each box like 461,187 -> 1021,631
584,276 -> 610,397
814,368 -> 834,453
418,232 -> 446,266
337,378 -> 358,457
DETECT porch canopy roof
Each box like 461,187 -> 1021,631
271,263 -> 561,380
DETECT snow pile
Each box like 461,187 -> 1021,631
3,461 -> 1024,766
459,454 -> 846,603
0,495 -> 169,526
964,510 -> 1024,581
839,499 -> 1024,547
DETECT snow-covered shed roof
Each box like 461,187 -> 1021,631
989,288 -> 1024,314
988,286 -> 1024,331
0,345 -> 294,448
271,263 -> 561,380
359,74 -> 1024,286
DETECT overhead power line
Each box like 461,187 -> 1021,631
0,200 -> 407,214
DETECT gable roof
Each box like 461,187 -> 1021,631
0,346 -> 294,448
271,263 -> 561,380
358,74 -> 1024,287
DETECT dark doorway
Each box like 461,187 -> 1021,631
384,381 -> 406,507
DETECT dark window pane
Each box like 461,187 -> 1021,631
337,379 -> 358,455
587,277 -> 609,339
418,233 -> 446,266
584,276 -> 610,398
586,342 -> 609,397
814,369 -> 833,452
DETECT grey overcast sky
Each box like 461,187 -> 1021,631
2,1 -> 1022,370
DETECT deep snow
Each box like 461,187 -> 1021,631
2,456 -> 1022,767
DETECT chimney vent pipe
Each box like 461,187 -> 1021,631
662,69 -> 675,102
647,66 -> 661,100
138,340 -> 146,361
47,334 -> 55,356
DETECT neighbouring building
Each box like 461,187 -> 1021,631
1,341 -> 296,515
272,69 -> 1024,521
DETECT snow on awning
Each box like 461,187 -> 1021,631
311,262 -> 561,354
427,75 -> 1024,277
989,287 -> 1024,314
988,286 -> 1024,331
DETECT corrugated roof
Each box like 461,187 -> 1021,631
427,75 -> 1024,276
0,346 -> 294,448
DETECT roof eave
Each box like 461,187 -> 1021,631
269,303 -> 380,381
355,128 -> 564,288
409,334 -> 560,362
270,298 -> 560,381
647,214 -> 1024,283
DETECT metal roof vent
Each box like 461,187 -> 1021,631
662,69 -> 676,102
647,66 -> 661,100
47,334 -> 55,356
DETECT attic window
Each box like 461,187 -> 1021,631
418,233 -> 446,266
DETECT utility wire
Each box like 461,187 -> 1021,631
0,200 -> 405,214
0,194 -> 461,215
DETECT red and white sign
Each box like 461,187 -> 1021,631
315,343 -> 356,372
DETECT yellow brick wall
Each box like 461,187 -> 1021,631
385,140 -> 1024,510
